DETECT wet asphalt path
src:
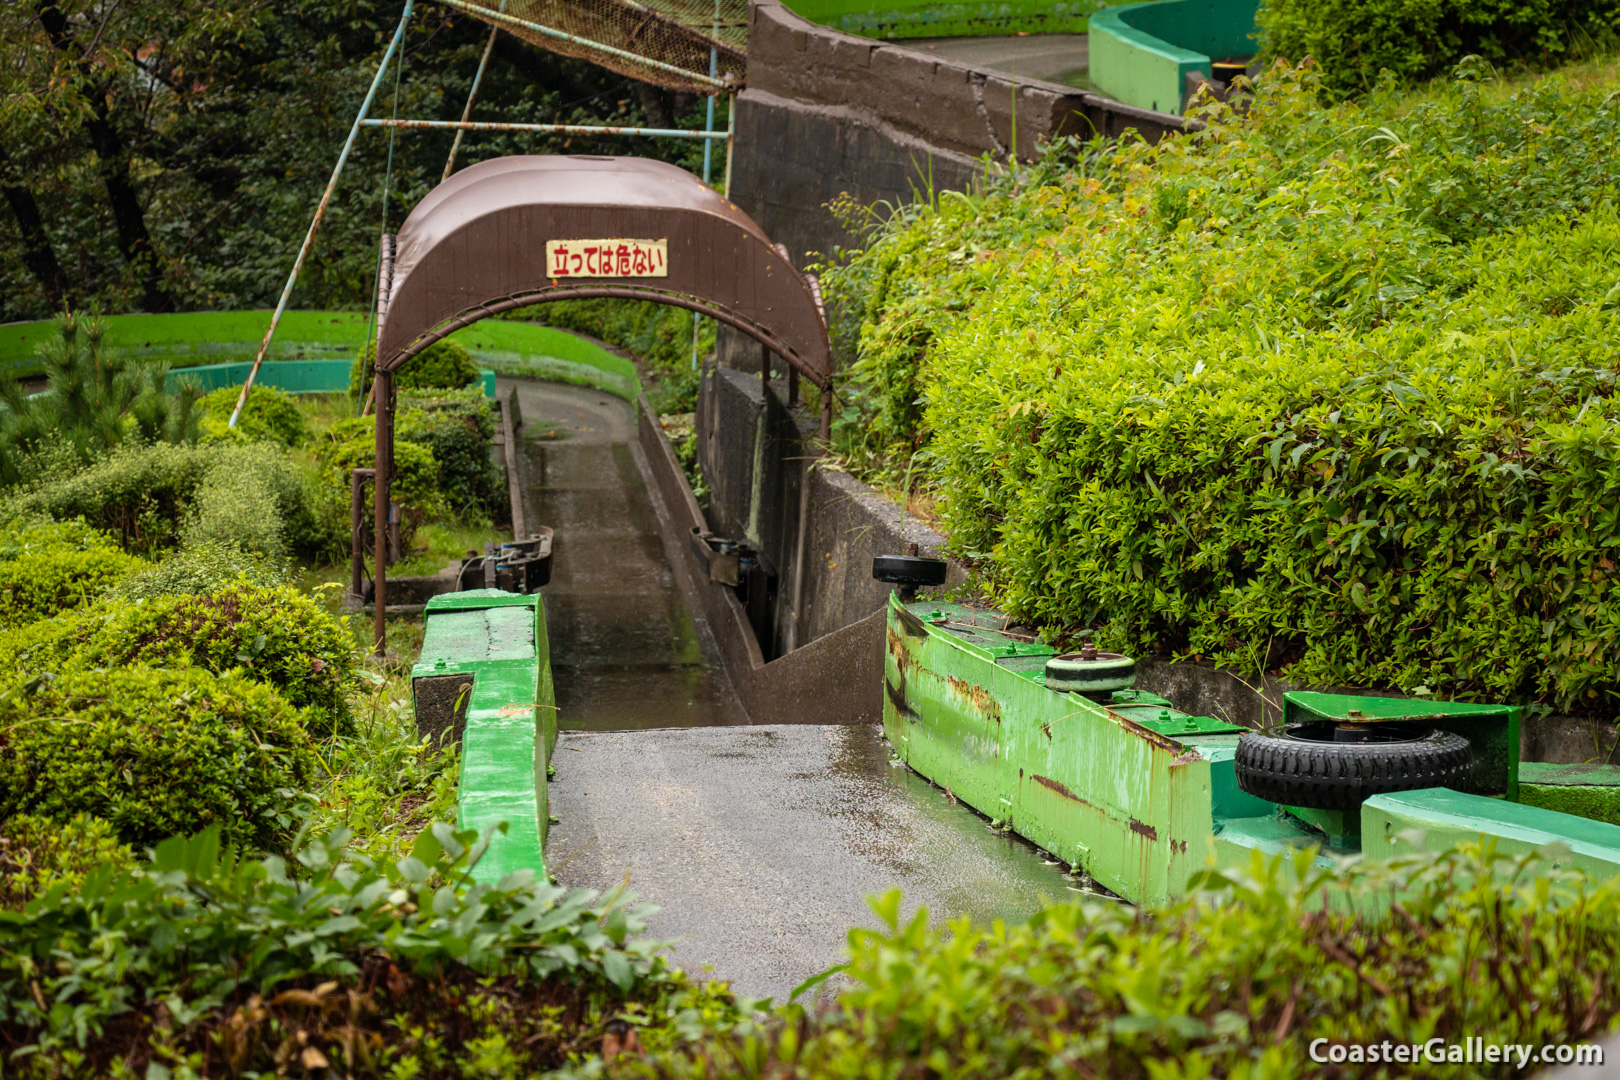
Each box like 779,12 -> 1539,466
507,377 -> 1077,1001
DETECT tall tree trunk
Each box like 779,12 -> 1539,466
36,0 -> 175,313
0,148 -> 69,310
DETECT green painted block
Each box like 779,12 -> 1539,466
413,589 -> 555,885
1363,787 -> 1620,883
1519,762 -> 1620,826
1088,0 -> 1258,115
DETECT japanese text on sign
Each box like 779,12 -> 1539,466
545,238 -> 668,278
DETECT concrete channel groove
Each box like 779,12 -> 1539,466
506,376 -> 1075,1000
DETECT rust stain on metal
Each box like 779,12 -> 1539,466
1173,839 -> 1188,853
1169,750 -> 1202,768
1129,818 -> 1159,841
946,675 -> 1001,724
894,604 -> 931,640
1111,712 -> 1185,754
1031,774 -> 1094,807
886,627 -> 917,673
1041,722 -> 1052,740
884,677 -> 919,723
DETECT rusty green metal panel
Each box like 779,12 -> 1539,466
883,594 -> 1245,905
413,589 -> 555,884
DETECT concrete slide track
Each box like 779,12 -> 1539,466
506,377 -> 1075,1001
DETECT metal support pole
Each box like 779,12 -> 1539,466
433,0 -> 729,90
723,93 -> 735,199
443,1 -> 506,182
349,468 -> 376,599
363,118 -> 725,138
820,384 -> 832,441
229,0 -> 416,429
373,367 -> 394,657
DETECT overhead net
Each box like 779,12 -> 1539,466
448,0 -> 748,93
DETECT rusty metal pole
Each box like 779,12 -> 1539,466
723,92 -> 735,199
373,367 -> 394,657
228,0 -> 416,430
349,467 -> 375,600
442,1 -> 506,182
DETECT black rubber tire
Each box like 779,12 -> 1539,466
1234,724 -> 1473,811
872,554 -> 948,588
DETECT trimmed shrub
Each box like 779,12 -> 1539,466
7,440 -> 328,559
0,813 -> 134,910
402,390 -> 502,519
0,582 -> 357,732
0,665 -> 315,847
321,396 -> 499,520
329,433 -> 443,527
196,383 -> 307,446
0,520 -> 144,626
113,539 -> 293,601
620,845 -> 1620,1079
1257,0 -> 1620,98
350,337 -> 479,397
820,64 -> 1620,714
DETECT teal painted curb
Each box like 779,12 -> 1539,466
1088,0 -> 1257,115
1364,787 -> 1620,883
413,589 -> 556,885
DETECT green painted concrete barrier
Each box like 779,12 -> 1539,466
412,590 -> 556,884
1364,787 -> 1620,883
1519,762 -> 1620,827
1089,0 -> 1257,114
1,310 -> 639,401
160,359 -> 498,398
786,0 -> 1094,39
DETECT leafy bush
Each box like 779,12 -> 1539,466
329,432 -> 444,529
0,825 -> 743,1076
0,312 -> 201,486
1257,0 -> 1620,98
0,580 -> 357,731
621,844 -> 1620,1079
0,519 -> 145,625
821,63 -> 1620,713
113,538 -> 293,601
321,395 -> 500,520
0,813 -> 134,911
350,337 -> 480,397
402,390 -> 503,519
6,440 -> 326,558
0,665 -> 315,847
195,383 -> 308,446
513,297 -> 710,411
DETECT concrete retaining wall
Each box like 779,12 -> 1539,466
734,0 -> 1190,269
690,363 -> 1617,763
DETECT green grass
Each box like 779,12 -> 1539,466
1,310 -> 640,399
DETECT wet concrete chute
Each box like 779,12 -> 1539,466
504,374 -> 1074,1002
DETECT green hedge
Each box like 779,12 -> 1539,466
1256,0 -> 1620,98
0,521 -> 145,625
620,846 -> 1620,1078
822,63 -> 1620,713
350,337 -> 479,397
0,581 -> 356,732
196,383 -> 307,446
0,665 -> 315,847
6,441 -> 322,558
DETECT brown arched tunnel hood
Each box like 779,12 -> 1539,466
377,155 -> 830,386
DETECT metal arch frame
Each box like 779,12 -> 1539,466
369,281 -> 834,656
379,287 -> 830,390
